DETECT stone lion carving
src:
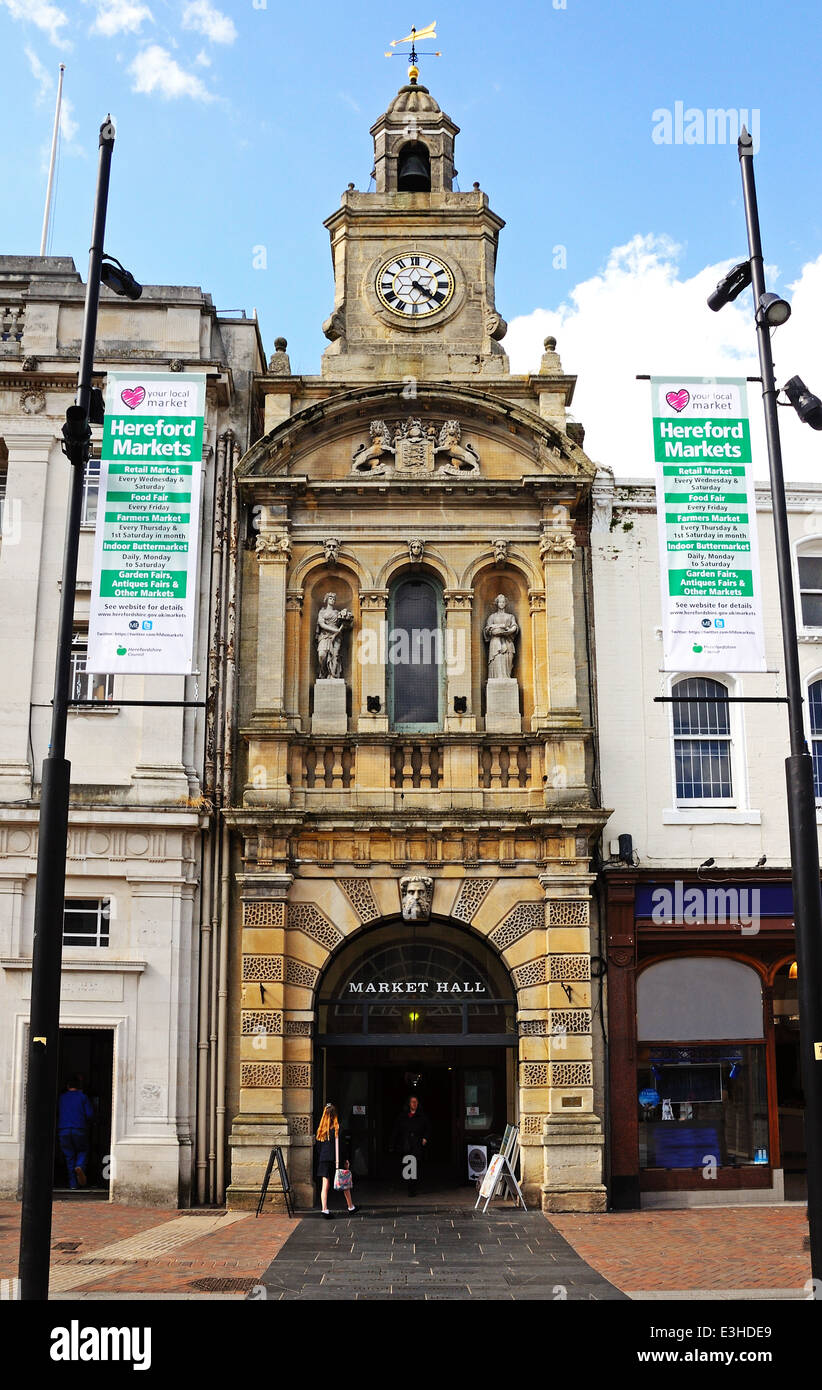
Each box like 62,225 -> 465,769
435,420 -> 480,476
352,420 -> 395,474
400,874 -> 434,922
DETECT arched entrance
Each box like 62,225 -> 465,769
315,918 -> 517,1197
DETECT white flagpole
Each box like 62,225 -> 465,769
39,63 -> 65,257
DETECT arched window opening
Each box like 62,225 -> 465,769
388,576 -> 443,730
672,676 -> 732,802
397,141 -> 431,192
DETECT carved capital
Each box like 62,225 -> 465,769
528,588 -> 546,614
256,532 -> 292,561
444,588 -> 473,611
286,589 -> 304,612
359,589 -> 389,611
539,530 -> 576,562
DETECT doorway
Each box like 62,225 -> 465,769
53,1029 -> 113,1196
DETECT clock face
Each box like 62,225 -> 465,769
375,253 -> 454,318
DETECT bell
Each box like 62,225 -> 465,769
397,148 -> 431,192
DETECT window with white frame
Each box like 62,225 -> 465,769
63,898 -> 110,947
0,438 -> 7,547
672,676 -> 733,803
70,628 -> 114,703
81,454 -> 100,526
809,679 -> 822,800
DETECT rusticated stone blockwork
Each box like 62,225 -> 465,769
489,901 -> 544,950
288,903 -> 342,950
285,1019 -> 312,1037
548,954 -> 590,982
451,878 -> 495,923
338,878 -> 380,922
243,901 -> 286,928
284,1064 -> 311,1088
521,1062 -> 548,1087
512,959 -> 546,989
285,959 -> 320,989
550,1062 -> 593,1087
550,1009 -> 592,1035
547,899 -> 590,926
241,1010 -> 283,1035
242,955 -> 283,983
518,1018 -> 550,1036
520,1115 -> 544,1137
240,1062 -> 283,1088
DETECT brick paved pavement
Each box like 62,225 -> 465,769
551,1206 -> 811,1295
0,1198 -> 812,1299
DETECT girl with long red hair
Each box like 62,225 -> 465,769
315,1102 -> 357,1218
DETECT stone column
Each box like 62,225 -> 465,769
227,874 -> 292,1210
444,589 -> 475,732
253,519 -> 291,727
354,589 -> 392,809
539,876 -> 606,1212
540,526 -> 579,722
528,588 -> 548,729
0,433 -> 54,798
284,590 -> 303,727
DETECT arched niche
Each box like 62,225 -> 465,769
471,566 -> 533,726
299,569 -> 360,726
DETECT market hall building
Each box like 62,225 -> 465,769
223,77 -> 611,1211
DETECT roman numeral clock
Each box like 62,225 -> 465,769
376,252 -> 455,318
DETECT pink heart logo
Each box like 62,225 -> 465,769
121,386 -> 146,410
666,389 -> 690,413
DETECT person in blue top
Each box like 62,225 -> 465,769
56,1075 -> 94,1189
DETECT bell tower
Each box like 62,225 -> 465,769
322,74 -> 509,380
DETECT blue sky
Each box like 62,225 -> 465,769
4,0 -> 822,476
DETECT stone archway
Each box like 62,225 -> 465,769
227,871 -> 605,1212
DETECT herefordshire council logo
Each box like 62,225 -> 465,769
665,389 -> 690,412
120,386 -> 146,410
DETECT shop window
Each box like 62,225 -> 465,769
81,454 -> 100,526
637,957 -> 768,1171
809,679 -> 822,800
672,676 -> 733,803
0,438 -> 7,548
798,551 -> 822,628
387,576 -> 443,731
70,628 -> 114,703
63,899 -> 111,948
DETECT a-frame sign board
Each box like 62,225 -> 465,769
256,1146 -> 295,1218
475,1124 -> 527,1212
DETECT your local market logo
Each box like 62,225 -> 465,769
652,103 -> 760,152
121,386 -> 145,410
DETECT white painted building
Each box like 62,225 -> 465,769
592,468 -> 817,1207
0,256 -> 264,1205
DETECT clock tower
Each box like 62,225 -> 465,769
225,74 -> 610,1218
322,75 -> 509,380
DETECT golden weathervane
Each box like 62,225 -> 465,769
385,22 -> 442,83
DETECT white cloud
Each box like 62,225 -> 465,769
194,48 -> 211,67
2,0 -> 70,48
25,45 -> 53,102
506,234 -> 822,482
89,1 -> 153,36
129,43 -> 213,100
59,93 -> 78,142
181,1 -> 236,45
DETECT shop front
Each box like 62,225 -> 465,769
605,871 -> 803,1208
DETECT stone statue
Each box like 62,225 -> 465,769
315,592 -> 353,680
400,874 -> 434,922
483,595 -> 518,680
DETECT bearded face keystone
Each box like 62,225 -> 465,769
400,875 -> 434,922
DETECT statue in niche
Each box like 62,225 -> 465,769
315,592 -> 354,680
400,874 -> 434,922
483,595 -> 519,680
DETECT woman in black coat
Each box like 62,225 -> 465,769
315,1103 -> 357,1217
390,1094 -> 431,1194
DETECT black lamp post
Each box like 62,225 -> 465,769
710,128 -> 822,1279
17,115 -> 141,1302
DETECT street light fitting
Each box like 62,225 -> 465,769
783,375 -> 822,430
61,404 -> 92,462
756,291 -> 791,328
100,254 -> 142,301
707,259 -> 752,312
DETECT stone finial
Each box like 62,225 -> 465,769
539,335 -> 562,374
268,337 -> 291,375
